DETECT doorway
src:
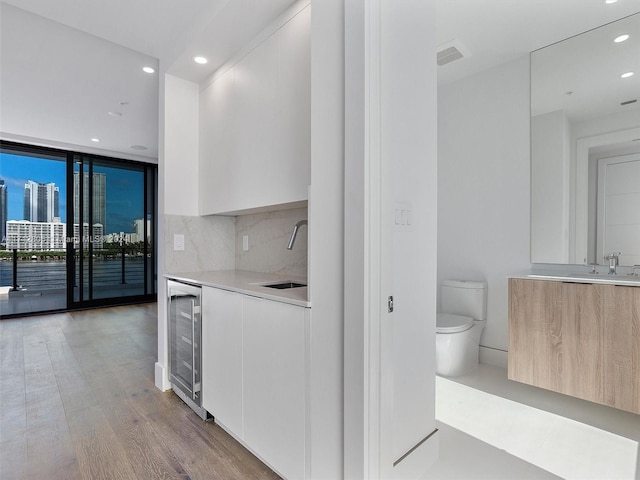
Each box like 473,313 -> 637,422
596,153 -> 640,266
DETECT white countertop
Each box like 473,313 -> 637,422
164,270 -> 310,308
511,271 -> 640,287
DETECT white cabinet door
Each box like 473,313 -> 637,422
242,296 -> 308,480
201,286 -> 243,437
234,32 -> 278,211
274,5 -> 311,205
198,6 -> 310,215
199,67 -> 236,216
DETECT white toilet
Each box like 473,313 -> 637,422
436,280 -> 487,377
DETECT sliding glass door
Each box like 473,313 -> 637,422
0,141 -> 156,317
0,145 -> 68,315
70,154 -> 156,308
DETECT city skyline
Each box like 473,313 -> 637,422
0,152 -> 144,234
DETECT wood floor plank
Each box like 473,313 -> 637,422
0,333 -> 26,409
23,339 -> 57,394
0,401 -> 27,443
26,425 -> 81,480
1,433 -> 26,480
0,318 -> 23,340
67,405 -> 138,480
113,419 -> 190,480
25,385 -> 67,434
25,386 -> 80,480
0,302 -> 280,480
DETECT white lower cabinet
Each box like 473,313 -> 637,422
201,287 -> 243,437
201,287 -> 309,479
242,296 -> 308,480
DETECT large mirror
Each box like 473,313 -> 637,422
531,13 -> 640,266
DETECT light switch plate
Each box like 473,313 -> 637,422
173,234 -> 185,251
243,235 -> 249,251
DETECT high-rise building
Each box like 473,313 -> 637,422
72,223 -> 104,250
23,180 -> 59,222
0,179 -> 7,243
73,172 -> 106,229
6,220 -> 66,251
133,218 -> 152,243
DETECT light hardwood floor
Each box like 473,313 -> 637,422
0,303 -> 280,480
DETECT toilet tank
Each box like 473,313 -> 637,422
441,280 -> 487,320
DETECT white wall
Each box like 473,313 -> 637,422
163,74 -> 200,216
344,1 -> 438,477
438,56 -> 531,358
309,1 -> 345,478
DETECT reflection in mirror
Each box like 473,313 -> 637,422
530,13 -> 640,266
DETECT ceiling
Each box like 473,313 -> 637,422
1,0 -> 639,161
435,0 -> 640,86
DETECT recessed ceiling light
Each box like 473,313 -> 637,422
91,138 -> 100,143
605,0 -> 618,4
621,71 -> 635,78
130,145 -> 148,151
143,66 -> 155,74
108,111 -> 122,117
614,34 -> 630,43
194,56 -> 208,65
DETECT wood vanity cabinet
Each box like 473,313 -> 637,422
508,278 -> 639,414
508,278 -> 603,404
603,286 -> 640,414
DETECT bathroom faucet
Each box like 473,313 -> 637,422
604,252 -> 620,275
287,220 -> 307,250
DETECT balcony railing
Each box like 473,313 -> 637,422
0,252 -> 145,292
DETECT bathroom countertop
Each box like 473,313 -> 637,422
510,271 -> 640,287
164,270 -> 310,308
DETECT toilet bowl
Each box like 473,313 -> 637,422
436,280 -> 487,377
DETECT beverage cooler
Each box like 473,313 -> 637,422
167,279 -> 208,419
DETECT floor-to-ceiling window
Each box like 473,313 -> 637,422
0,141 -> 157,317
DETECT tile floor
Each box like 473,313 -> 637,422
426,363 -> 639,480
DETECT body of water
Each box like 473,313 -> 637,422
0,258 -> 145,290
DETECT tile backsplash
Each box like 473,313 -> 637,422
235,207 -> 308,278
164,214 -> 235,273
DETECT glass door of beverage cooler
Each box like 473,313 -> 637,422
167,280 -> 203,411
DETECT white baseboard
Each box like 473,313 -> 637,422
479,346 -> 508,369
155,362 -> 170,391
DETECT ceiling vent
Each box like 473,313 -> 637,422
437,40 -> 470,66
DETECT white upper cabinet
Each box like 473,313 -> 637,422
199,6 -> 311,216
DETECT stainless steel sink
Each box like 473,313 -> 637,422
261,281 -> 307,290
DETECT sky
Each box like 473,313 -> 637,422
0,152 -> 145,233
